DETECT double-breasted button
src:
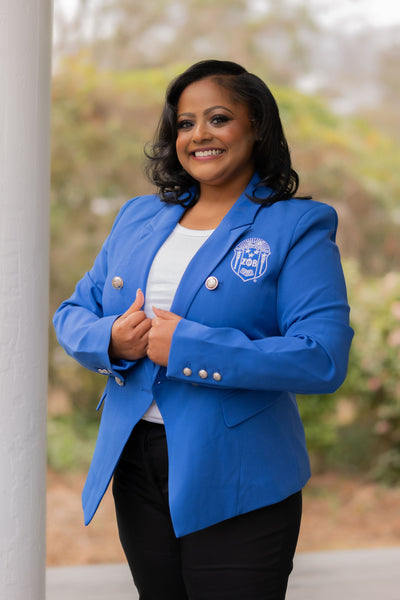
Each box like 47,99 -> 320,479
198,369 -> 208,379
115,376 -> 124,387
183,367 -> 192,377
112,276 -> 124,289
212,372 -> 222,382
205,276 -> 218,290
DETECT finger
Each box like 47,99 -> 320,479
114,311 -> 146,336
152,306 -> 178,320
125,311 -> 150,328
132,317 -> 152,338
124,288 -> 145,316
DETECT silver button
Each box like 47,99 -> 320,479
183,367 -> 192,377
212,372 -> 222,382
115,376 -> 124,386
198,369 -> 208,379
112,276 -> 124,289
205,276 -> 218,290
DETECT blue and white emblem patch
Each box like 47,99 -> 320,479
231,237 -> 271,282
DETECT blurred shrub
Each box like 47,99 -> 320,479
47,415 -> 98,472
300,260 -> 400,483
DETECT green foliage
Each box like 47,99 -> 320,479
343,262 -> 400,483
296,392 -> 338,475
47,415 -> 98,472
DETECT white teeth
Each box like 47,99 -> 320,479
194,149 -> 223,157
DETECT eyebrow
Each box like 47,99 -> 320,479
177,105 -> 234,119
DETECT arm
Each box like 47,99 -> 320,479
53,203 -> 151,379
165,204 -> 353,394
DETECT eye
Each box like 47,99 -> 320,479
177,120 -> 193,130
210,114 -> 230,126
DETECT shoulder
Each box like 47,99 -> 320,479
267,197 -> 336,218
249,198 -> 339,255
257,197 -> 338,232
109,193 -> 165,233
117,193 -> 164,221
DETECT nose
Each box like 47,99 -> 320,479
192,120 -> 212,143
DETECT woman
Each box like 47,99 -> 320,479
53,60 -> 353,599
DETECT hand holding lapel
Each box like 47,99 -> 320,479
109,288 -> 152,361
148,307 -> 183,367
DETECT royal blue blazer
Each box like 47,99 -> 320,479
53,174 -> 353,537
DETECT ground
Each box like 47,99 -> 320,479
46,470 -> 400,566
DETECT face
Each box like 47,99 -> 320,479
175,77 -> 257,192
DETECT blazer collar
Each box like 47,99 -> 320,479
220,172 -> 263,231
143,172 -> 264,236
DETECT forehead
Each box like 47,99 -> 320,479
177,77 -> 248,114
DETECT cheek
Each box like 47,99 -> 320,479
226,125 -> 255,150
175,135 -> 186,162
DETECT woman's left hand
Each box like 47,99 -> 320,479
147,307 -> 182,367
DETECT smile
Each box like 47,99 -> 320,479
193,149 -> 224,158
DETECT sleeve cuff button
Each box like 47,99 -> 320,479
183,367 -> 192,377
212,372 -> 222,381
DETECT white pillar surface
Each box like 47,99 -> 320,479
0,1 -> 53,599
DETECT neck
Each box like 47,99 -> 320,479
180,175 -> 253,230
198,171 -> 253,207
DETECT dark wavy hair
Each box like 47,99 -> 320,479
145,60 -> 303,206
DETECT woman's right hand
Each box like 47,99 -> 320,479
109,289 -> 152,361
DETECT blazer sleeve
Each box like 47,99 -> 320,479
52,202 -> 136,380
166,204 -> 354,394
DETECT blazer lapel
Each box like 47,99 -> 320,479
122,201 -> 186,294
170,174 -> 263,317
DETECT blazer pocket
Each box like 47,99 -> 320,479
222,389 -> 280,428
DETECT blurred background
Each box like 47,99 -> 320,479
47,0 -> 400,564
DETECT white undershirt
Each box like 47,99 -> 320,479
142,223 -> 214,423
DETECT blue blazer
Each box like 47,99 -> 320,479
53,174 -> 353,537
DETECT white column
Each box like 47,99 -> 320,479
0,1 -> 53,599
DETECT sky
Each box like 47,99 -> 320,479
56,0 -> 400,31
297,0 -> 400,31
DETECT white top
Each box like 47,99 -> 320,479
142,223 -> 214,423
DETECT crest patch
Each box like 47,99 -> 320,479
231,237 -> 271,282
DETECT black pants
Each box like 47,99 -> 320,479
112,419 -> 302,600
